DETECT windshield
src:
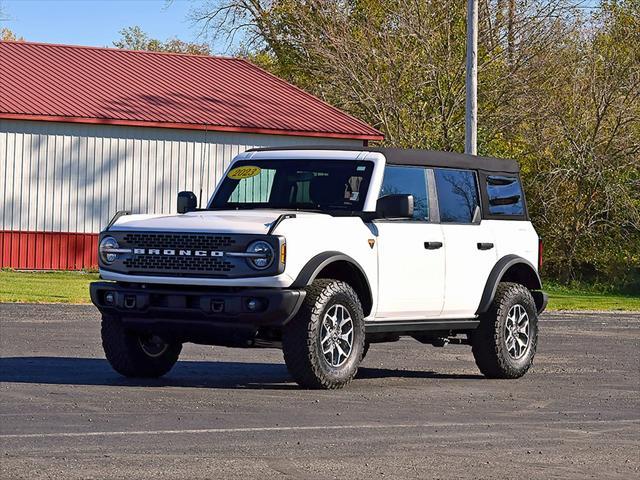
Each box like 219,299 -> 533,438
209,159 -> 374,212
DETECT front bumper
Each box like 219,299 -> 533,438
90,282 -> 306,345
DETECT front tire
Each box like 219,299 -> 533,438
282,279 -> 365,389
471,282 -> 538,379
101,316 -> 182,378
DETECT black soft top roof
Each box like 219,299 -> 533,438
247,146 -> 520,174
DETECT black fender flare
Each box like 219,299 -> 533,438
291,251 -> 369,289
290,252 -> 373,315
475,255 -> 543,315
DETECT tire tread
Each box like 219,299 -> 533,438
471,282 -> 537,379
282,279 -> 364,389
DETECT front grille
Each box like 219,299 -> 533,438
122,233 -> 236,250
103,231 -> 279,278
123,255 -> 235,273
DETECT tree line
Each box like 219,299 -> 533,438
191,0 -> 639,290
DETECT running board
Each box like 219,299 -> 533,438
365,319 -> 479,334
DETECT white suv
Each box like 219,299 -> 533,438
91,147 -> 547,389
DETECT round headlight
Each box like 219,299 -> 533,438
246,241 -> 274,270
99,236 -> 119,264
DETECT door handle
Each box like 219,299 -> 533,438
424,241 -> 443,250
477,242 -> 494,250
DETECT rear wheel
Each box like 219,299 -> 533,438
101,316 -> 182,378
282,279 -> 365,389
471,282 -> 538,379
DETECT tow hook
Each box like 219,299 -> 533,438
124,295 -> 136,309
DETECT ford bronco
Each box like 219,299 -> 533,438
91,147 -> 547,389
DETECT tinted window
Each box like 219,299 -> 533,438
211,159 -> 374,212
379,166 -> 429,220
486,175 -> 525,216
434,169 -> 479,223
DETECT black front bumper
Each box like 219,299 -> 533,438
90,282 -> 306,346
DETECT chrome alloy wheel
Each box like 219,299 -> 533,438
320,304 -> 354,367
505,304 -> 530,360
138,335 -> 169,358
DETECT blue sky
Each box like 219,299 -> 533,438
1,0 -> 215,50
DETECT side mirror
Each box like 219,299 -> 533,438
177,191 -> 198,214
376,194 -> 414,219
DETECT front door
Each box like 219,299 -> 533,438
373,165 -> 445,319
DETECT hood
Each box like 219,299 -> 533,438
109,210 -> 327,235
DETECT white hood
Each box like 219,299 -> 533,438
109,210 -> 326,235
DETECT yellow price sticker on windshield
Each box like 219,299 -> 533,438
227,165 -> 261,180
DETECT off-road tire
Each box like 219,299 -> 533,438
101,315 -> 182,378
471,282 -> 538,379
282,279 -> 365,389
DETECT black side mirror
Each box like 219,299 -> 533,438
376,194 -> 414,219
177,191 -> 198,214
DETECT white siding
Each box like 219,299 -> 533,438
0,119 -> 362,233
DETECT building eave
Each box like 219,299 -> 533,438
0,113 -> 385,142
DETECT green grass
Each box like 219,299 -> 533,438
545,283 -> 640,311
0,270 -> 638,311
0,270 -> 99,304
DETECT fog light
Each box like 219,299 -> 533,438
246,298 -> 265,312
104,292 -> 115,305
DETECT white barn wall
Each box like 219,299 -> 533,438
0,119 -> 362,235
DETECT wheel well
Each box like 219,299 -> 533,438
315,260 -> 373,317
500,263 -> 541,290
476,256 -> 544,315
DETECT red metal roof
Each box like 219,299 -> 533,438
0,41 -> 383,141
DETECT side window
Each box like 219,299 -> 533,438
379,166 -> 429,220
229,168 -> 276,203
486,175 -> 525,216
434,168 -> 479,223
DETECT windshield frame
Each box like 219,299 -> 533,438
208,158 -> 376,214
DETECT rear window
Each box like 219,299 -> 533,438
434,169 -> 480,223
486,175 -> 525,216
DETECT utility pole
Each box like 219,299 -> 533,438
465,0 -> 478,155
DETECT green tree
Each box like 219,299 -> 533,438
195,0 -> 639,288
113,26 -> 211,55
520,0 -> 639,285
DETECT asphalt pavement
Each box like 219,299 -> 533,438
0,304 -> 638,479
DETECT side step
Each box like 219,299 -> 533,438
365,319 -> 479,334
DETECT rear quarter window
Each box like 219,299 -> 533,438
486,175 -> 525,216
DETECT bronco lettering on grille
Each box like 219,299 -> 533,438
132,248 -> 224,257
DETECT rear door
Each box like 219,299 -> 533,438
374,166 -> 445,319
480,173 -> 539,267
434,168 -> 498,318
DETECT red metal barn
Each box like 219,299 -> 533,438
0,42 -> 383,270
